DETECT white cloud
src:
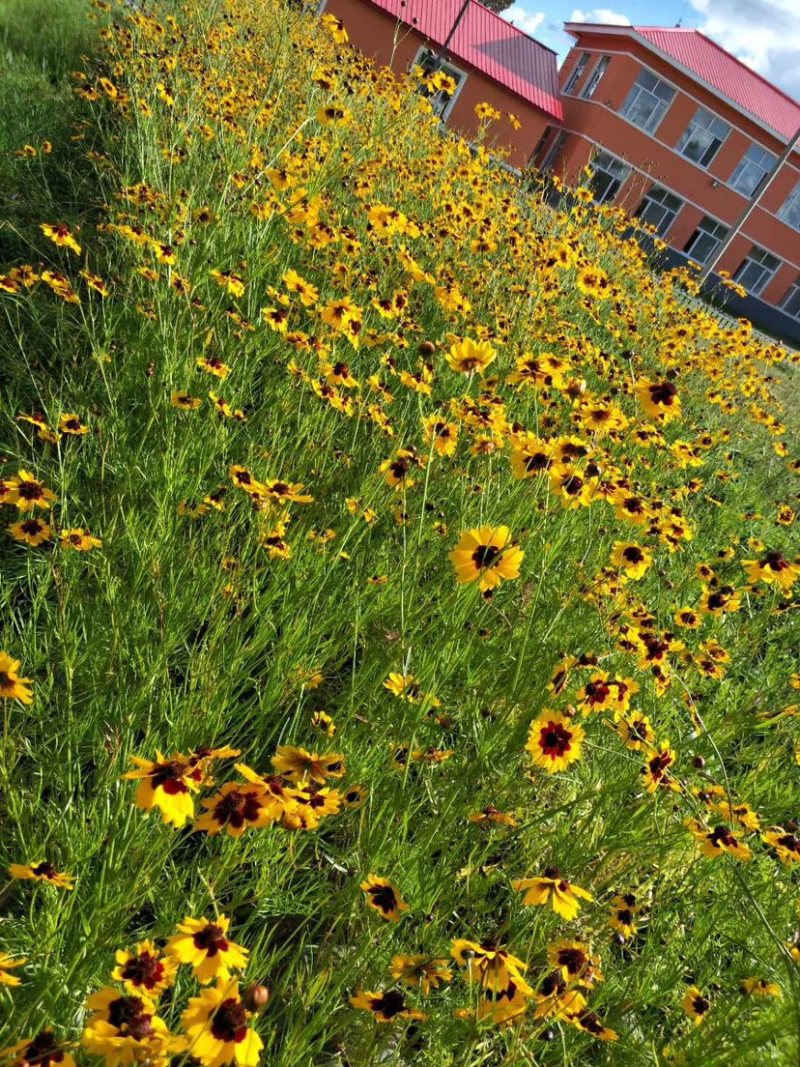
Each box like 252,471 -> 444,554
500,4 -> 546,38
569,7 -> 631,25
687,0 -> 800,99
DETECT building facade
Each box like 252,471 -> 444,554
318,0 -> 563,169
541,25 -> 800,339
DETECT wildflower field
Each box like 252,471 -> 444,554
2,0 -> 800,1063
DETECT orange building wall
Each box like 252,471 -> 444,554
321,0 -> 553,169
551,34 -> 800,305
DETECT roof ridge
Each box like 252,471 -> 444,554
467,0 -> 558,56
685,28 -> 800,113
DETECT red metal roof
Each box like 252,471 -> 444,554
365,0 -> 563,121
567,23 -> 800,142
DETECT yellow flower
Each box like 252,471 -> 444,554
446,338 -> 496,374
682,985 -> 710,1025
360,875 -> 409,921
0,951 -> 27,986
610,541 -> 653,580
449,526 -> 523,591
181,979 -> 263,1066
166,915 -> 248,983
512,869 -> 593,920
526,712 -> 584,773
0,651 -> 33,704
8,861 -> 74,889
40,223 -> 81,255
120,752 -> 201,827
59,528 -> 102,551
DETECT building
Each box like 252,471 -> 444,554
318,0 -> 563,169
541,24 -> 800,341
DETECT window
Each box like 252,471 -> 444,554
676,107 -> 729,168
683,216 -> 728,265
620,70 -> 675,133
635,185 -> 683,236
728,144 -> 776,197
780,279 -> 800,320
564,52 -> 589,95
588,150 -> 630,204
733,246 -> 780,296
413,48 -> 466,120
581,56 -> 610,99
540,131 -> 567,172
778,181 -> 800,230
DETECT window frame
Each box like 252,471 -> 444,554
588,150 -> 630,205
635,185 -> 684,237
676,106 -> 730,169
778,181 -> 800,230
733,245 -> 781,296
580,55 -> 610,100
539,130 -> 567,172
411,46 -> 468,122
564,52 -> 590,95
779,279 -> 800,320
728,144 -> 776,198
620,70 -> 676,134
683,216 -> 728,265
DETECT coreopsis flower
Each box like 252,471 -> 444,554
210,269 -> 245,297
526,712 -> 584,773
112,942 -> 178,995
0,951 -> 26,986
58,413 -> 88,436
641,742 -> 680,793
120,752 -> 201,827
682,985 -> 710,1025
0,652 -> 33,704
547,940 -> 602,987
674,607 -> 701,629
569,1009 -> 619,1041
532,970 -> 587,1021
81,987 -> 174,1066
342,784 -> 367,809
762,828 -> 800,866
171,392 -> 202,410
1,1032 -> 75,1067
258,479 -> 314,505
740,977 -> 781,997
40,223 -> 81,255
349,989 -> 426,1023
610,541 -> 653,580
8,470 -> 57,512
422,415 -> 459,457
283,269 -> 318,306
742,551 -> 798,591
468,806 -> 518,827
59,528 -> 102,551
609,893 -> 639,939
512,868 -> 593,920
576,265 -> 609,298
449,526 -> 523,591
9,517 -> 52,546
451,940 -> 530,1000
685,819 -> 752,861
636,378 -> 681,422
194,780 -> 276,837
16,413 -> 60,443
271,746 -> 345,784
389,954 -> 452,993
548,464 -> 598,508
181,979 -> 263,1066
8,861 -> 74,889
446,338 -> 496,375
196,356 -> 232,379
360,876 -> 409,921
284,782 -> 341,828
617,712 -> 656,751
166,916 -> 248,983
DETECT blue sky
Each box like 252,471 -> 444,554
500,0 -> 800,98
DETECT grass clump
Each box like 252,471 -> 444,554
1,1 -> 800,1065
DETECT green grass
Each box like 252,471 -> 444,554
1,2 -> 800,1065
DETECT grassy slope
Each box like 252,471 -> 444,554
1,1 -> 800,1065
